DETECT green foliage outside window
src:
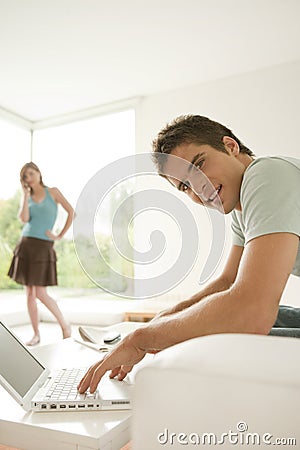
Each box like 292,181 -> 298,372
0,192 -> 133,291
0,192 -> 22,288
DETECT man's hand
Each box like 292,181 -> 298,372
77,332 -> 147,394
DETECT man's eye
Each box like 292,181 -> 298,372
181,182 -> 190,192
195,159 -> 204,170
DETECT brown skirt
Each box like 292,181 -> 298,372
8,236 -> 57,286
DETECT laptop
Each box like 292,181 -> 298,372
0,321 -> 132,412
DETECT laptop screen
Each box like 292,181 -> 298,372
0,322 -> 45,397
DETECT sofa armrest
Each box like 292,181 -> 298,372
132,334 -> 300,449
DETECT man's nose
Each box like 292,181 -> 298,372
189,173 -> 208,201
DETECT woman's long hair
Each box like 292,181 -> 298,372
20,162 -> 45,194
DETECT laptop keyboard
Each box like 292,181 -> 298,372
45,368 -> 97,401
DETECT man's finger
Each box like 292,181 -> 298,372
78,371 -> 93,393
115,364 -> 133,381
78,362 -> 99,393
90,363 -> 109,393
109,366 -> 121,379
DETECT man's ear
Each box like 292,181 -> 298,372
222,136 -> 240,156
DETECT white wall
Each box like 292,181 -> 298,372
135,60 -> 300,305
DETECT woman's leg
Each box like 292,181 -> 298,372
25,285 -> 40,345
35,287 -> 71,338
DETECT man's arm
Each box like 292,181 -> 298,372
78,232 -> 298,393
143,233 -> 299,347
154,245 -> 244,319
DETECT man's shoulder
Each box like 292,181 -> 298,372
245,155 -> 300,176
239,155 -> 300,247
242,156 -> 300,194
240,154 -> 300,218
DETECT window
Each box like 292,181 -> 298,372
33,109 -> 135,292
0,119 -> 31,288
0,110 -> 135,294
0,119 -> 31,200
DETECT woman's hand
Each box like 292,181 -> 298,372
22,182 -> 31,196
45,230 -> 61,240
78,332 -> 147,394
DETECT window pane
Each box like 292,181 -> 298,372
0,119 -> 31,289
32,109 -> 135,292
0,119 -> 31,200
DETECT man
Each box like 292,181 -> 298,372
78,115 -> 300,394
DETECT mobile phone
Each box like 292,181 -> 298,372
103,331 -> 121,344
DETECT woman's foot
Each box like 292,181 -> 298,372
26,334 -> 40,346
62,324 -> 72,339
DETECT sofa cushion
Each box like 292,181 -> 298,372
133,334 -> 300,449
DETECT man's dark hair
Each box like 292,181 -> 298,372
152,115 -> 255,172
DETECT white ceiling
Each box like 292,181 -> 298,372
1,0 -> 300,123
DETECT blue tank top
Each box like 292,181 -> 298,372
22,187 -> 58,241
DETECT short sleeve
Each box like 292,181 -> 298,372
231,210 -> 245,247
241,158 -> 300,244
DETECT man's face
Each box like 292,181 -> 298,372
163,139 -> 250,214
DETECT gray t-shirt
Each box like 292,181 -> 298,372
231,156 -> 300,277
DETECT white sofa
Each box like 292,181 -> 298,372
132,334 -> 300,449
2,297 -> 125,327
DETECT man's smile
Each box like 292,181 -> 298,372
206,184 -> 222,203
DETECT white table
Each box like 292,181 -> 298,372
0,323 -> 141,450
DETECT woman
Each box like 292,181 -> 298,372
8,162 -> 74,346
